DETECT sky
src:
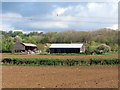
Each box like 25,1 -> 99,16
1,0 -> 118,33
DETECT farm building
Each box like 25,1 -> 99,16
49,43 -> 85,53
13,42 -> 38,53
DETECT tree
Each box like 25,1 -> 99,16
109,44 -> 118,52
14,35 -> 22,42
40,36 -> 49,44
85,41 -> 98,54
2,36 -> 14,52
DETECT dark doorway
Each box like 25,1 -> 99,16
50,48 -> 80,53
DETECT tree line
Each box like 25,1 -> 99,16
0,28 -> 119,54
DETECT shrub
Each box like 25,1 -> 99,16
1,58 -> 120,66
96,44 -> 111,54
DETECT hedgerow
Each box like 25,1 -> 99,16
1,58 -> 120,66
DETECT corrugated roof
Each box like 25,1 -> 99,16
22,43 -> 37,47
50,44 -> 83,48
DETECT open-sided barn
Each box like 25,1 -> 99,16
49,44 -> 85,53
13,42 -> 37,52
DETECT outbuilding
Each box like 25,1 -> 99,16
13,42 -> 37,53
49,43 -> 85,53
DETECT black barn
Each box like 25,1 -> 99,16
49,44 -> 85,53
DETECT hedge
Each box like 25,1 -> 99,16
1,58 -> 120,66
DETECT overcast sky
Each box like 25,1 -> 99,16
1,0 -> 118,33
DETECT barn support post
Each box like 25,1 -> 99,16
12,49 -> 15,54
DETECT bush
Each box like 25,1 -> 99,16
96,44 -> 111,54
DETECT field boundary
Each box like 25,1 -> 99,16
1,58 -> 120,66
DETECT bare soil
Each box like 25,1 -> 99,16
2,66 -> 118,88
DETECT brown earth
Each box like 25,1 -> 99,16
2,66 -> 118,88
1,53 -> 118,59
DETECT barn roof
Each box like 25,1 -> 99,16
22,43 -> 37,47
50,44 -> 83,48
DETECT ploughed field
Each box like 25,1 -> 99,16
2,66 -> 118,88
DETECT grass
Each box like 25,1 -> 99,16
2,51 -> 118,56
38,52 -> 118,56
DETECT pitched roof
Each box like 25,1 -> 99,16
22,43 -> 37,47
50,43 -> 83,48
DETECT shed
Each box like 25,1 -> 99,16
13,42 -> 37,52
49,43 -> 85,53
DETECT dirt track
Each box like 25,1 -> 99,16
1,53 -> 118,59
2,66 -> 118,88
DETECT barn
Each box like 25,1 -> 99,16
13,42 -> 37,52
49,44 -> 85,53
